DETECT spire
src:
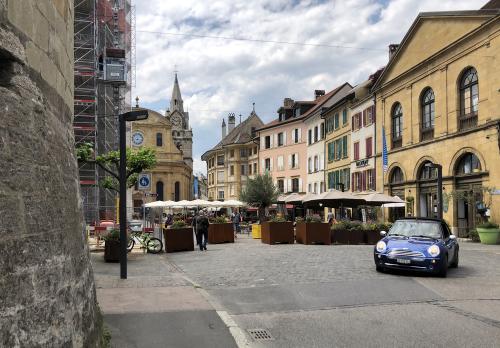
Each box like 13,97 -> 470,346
170,72 -> 184,113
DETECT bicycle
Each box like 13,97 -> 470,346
127,230 -> 163,254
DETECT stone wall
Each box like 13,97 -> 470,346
0,0 -> 102,346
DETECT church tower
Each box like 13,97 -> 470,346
166,73 -> 193,169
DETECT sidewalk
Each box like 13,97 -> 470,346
91,249 -> 237,348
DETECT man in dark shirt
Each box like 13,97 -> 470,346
196,212 -> 209,251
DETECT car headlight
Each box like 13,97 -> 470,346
427,245 -> 440,257
376,241 -> 387,253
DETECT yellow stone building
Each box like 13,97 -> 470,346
373,6 -> 500,236
202,111 -> 264,201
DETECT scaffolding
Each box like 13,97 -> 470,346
74,0 -> 133,223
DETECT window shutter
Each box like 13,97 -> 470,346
261,136 -> 264,147
351,116 -> 355,131
362,171 -> 367,191
270,158 -> 273,171
295,153 -> 299,168
372,105 -> 376,124
298,128 -> 302,142
283,131 -> 287,146
298,178 -> 303,192
320,153 -> 324,170
287,179 -> 291,192
288,154 -> 292,168
261,159 -> 265,171
372,168 -> 376,190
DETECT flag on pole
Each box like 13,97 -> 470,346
382,126 -> 388,173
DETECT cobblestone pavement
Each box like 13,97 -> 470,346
166,235 -> 500,347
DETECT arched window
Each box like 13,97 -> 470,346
391,103 -> 403,148
390,167 -> 404,184
459,67 -> 478,130
456,153 -> 481,175
156,133 -> 163,146
156,181 -> 164,201
418,161 -> 437,181
421,88 -> 435,141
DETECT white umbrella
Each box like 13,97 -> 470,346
221,199 -> 246,207
303,190 -> 365,207
144,201 -> 170,208
358,193 -> 405,206
382,202 -> 406,208
284,193 -> 306,204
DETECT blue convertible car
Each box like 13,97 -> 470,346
374,218 -> 459,277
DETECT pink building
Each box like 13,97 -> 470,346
256,91 -> 340,194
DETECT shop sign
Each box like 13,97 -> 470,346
356,159 -> 369,168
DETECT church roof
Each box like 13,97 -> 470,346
201,112 -> 264,160
170,73 -> 184,112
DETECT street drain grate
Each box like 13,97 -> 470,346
248,329 -> 274,341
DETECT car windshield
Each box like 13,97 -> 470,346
388,220 -> 442,239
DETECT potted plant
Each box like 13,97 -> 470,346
103,229 -> 121,262
296,215 -> 330,245
208,216 -> 234,244
163,220 -> 194,253
240,173 -> 281,240
476,221 -> 500,245
261,216 -> 294,245
331,221 -> 364,244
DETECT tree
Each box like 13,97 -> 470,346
240,172 -> 280,222
76,142 -> 157,192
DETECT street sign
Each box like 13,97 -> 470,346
138,173 -> 151,190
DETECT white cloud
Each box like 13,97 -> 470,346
134,0 -> 486,175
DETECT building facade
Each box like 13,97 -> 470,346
202,112 -> 264,201
373,7 -> 500,235
304,84 -> 353,194
131,108 -> 192,210
323,92 -> 355,192
257,93 -> 335,194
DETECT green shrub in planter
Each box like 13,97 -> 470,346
305,215 -> 322,223
269,216 -> 287,222
476,222 -> 500,244
468,229 -> 480,242
170,220 -> 188,229
103,229 -> 120,242
211,216 -> 229,224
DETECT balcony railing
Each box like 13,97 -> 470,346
420,127 -> 434,142
459,112 -> 478,131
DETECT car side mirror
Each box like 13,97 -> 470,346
380,231 -> 387,237
449,234 -> 457,240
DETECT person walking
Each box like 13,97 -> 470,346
232,210 -> 241,239
196,212 -> 209,251
192,212 -> 199,246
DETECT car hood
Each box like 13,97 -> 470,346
385,237 -> 437,253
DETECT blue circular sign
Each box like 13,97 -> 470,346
139,176 -> 150,188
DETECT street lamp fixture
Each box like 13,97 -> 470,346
119,109 -> 148,279
425,163 -> 443,220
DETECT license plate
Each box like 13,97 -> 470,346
396,258 -> 411,264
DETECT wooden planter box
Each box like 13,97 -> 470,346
163,227 -> 194,253
208,223 -> 234,244
364,230 -> 381,245
104,240 -> 120,262
296,222 -> 331,245
261,221 -> 294,245
331,229 -> 364,244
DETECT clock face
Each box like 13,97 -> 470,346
172,115 -> 182,127
132,132 -> 144,146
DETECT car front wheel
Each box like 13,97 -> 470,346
376,265 -> 385,273
450,248 -> 459,268
437,255 -> 448,278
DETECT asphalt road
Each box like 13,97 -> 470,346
167,237 -> 500,348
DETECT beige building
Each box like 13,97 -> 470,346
130,108 -> 192,209
202,111 -> 264,200
373,3 -> 500,235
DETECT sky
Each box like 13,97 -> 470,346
134,0 -> 487,175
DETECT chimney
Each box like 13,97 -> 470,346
283,98 -> 294,108
389,44 -> 399,60
228,113 -> 236,133
222,118 -> 226,139
314,90 -> 325,99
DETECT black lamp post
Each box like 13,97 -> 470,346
119,109 -> 148,279
426,163 -> 443,220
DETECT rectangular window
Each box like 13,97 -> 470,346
354,142 -> 360,160
156,133 -> 163,146
253,163 -> 257,174
218,190 -> 224,200
335,139 -> 342,160
265,136 -> 271,149
240,148 -> 247,158
230,149 -> 234,158
249,164 -> 252,175
291,154 -> 297,169
277,179 -> 284,193
292,178 -> 299,193
277,155 -> 284,171
342,136 -> 348,158
320,123 -> 325,139
254,146 -> 258,155
314,156 -> 319,172
217,170 -> 224,183
367,169 -> 374,191
334,113 -> 339,129
314,126 -> 318,142
342,109 -> 347,125
230,165 -> 234,176
308,157 -> 312,173
308,129 -> 312,145
241,165 -> 246,176
278,132 -> 284,146
265,158 -> 271,171
327,142 -> 334,162
366,137 -> 372,157
217,155 -> 224,166
366,106 -> 374,125
294,129 -> 299,143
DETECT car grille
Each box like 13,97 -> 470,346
388,249 -> 425,258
